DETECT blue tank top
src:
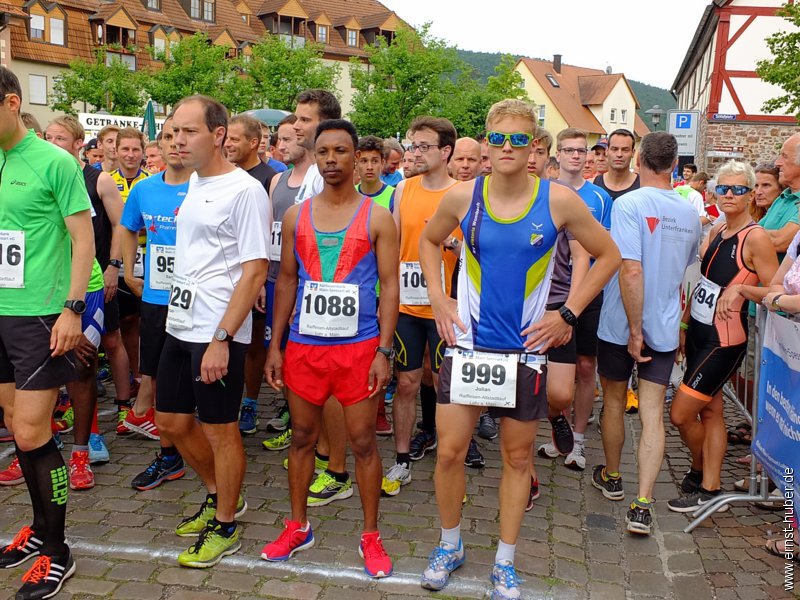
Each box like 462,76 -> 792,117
455,176 -> 558,352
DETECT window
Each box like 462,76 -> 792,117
106,51 -> 136,70
545,74 -> 560,87
30,14 -> 45,40
537,105 -> 545,127
610,108 -> 617,122
29,75 -> 47,105
190,0 -> 200,18
347,29 -> 358,47
153,36 -> 166,57
620,109 -> 627,123
147,0 -> 160,9
317,25 -> 327,44
203,0 -> 214,21
50,17 -> 64,45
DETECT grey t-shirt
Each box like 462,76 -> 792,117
547,229 -> 573,305
268,170 -> 300,283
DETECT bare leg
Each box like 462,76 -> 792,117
120,315 -> 140,380
201,422 -> 245,521
323,398 -> 347,473
102,330 -> 131,402
636,379 -> 667,500
156,412 -> 216,492
600,377 -> 627,473
573,355 -> 596,435
700,394 -> 725,490
343,396 -> 381,531
395,369 -> 422,453
285,389 -> 324,524
669,389 -> 707,472
499,418 -> 539,544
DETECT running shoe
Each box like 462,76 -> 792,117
15,549 -> 75,600
667,489 -> 730,513
262,428 -> 292,451
381,462 -> 411,497
282,455 -> 329,474
307,471 -> 353,506
54,406 -> 74,433
261,519 -> 315,561
68,450 -> 94,490
359,531 -> 393,578
0,526 -> 43,568
123,407 -> 160,440
420,540 -> 465,591
564,441 -> 586,471
376,405 -> 393,436
131,453 -> 185,491
116,407 -> 133,436
384,377 -> 397,405
464,438 -> 485,468
409,430 -> 437,461
490,560 -> 521,600
591,465 -> 624,500
478,413 -> 498,440
88,433 -> 110,465
176,495 -> 247,537
680,469 -> 703,494
238,399 -> 258,435
0,456 -> 24,486
0,424 -> 12,443
178,520 -> 241,568
626,498 -> 653,535
549,414 -> 574,455
537,441 -> 559,459
266,404 -> 290,432
625,388 -> 639,414
525,477 -> 540,512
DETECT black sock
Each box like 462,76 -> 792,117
326,469 -> 349,483
15,438 -> 68,555
315,451 -> 329,462
420,383 -> 437,432
210,518 -> 236,537
396,453 -> 411,467
161,445 -> 178,458
207,492 -> 218,505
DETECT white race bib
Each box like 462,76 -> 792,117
399,262 -> 444,306
149,244 -> 176,291
269,222 -> 282,262
120,247 -> 145,279
690,275 -> 721,325
166,274 -> 198,330
0,230 -> 25,288
299,281 -> 359,337
450,349 -> 517,408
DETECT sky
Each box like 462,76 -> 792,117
379,0 -> 710,89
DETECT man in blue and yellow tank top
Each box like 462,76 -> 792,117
418,99 -> 621,600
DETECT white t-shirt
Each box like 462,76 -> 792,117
598,187 -> 701,352
168,168 -> 272,344
294,163 -> 325,204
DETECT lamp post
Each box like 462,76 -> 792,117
645,104 -> 666,131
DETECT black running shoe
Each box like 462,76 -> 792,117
549,415 -> 574,455
525,477 -> 540,512
0,527 -> 42,569
626,499 -> 653,535
464,439 -> 485,468
591,465 -> 624,500
15,548 -> 75,600
409,430 -> 437,461
667,488 -> 729,513
680,469 -> 703,494
131,453 -> 185,491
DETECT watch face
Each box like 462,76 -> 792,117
215,329 -> 227,341
75,300 -> 87,313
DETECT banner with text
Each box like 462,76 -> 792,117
753,312 -> 799,523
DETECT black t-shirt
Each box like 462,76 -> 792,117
83,164 -> 112,269
246,161 -> 279,192
593,173 -> 640,201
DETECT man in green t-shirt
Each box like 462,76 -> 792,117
0,67 -> 95,600
762,133 -> 800,259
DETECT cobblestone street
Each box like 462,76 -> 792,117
0,389 -> 793,600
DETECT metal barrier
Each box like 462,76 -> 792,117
684,305 -> 776,533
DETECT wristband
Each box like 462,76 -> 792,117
679,322 -> 689,331
108,259 -> 123,268
558,305 -> 578,327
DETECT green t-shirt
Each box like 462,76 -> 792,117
759,188 -> 800,245
88,260 -> 104,293
0,131 -> 91,315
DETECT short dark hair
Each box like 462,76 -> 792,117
269,132 -> 278,147
684,163 -> 698,174
691,171 -> 709,184
0,66 -> 22,105
229,114 -> 262,142
357,135 -> 385,157
174,94 -> 228,134
277,114 -> 297,128
296,89 -> 342,120
608,128 -> 636,149
315,119 -> 358,150
409,116 -> 457,162
639,132 -> 678,174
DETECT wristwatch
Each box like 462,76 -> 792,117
64,300 -> 87,315
214,328 -> 234,343
771,294 -> 784,311
376,346 -> 395,360
108,259 -> 123,269
558,305 -> 578,327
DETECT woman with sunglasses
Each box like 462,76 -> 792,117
667,161 -> 779,513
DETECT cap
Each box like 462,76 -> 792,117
84,138 -> 99,151
591,137 -> 608,151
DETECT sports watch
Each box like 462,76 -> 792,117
64,300 -> 87,315
214,328 -> 234,343
376,346 -> 395,360
558,305 -> 578,327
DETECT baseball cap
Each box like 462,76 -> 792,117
591,137 -> 608,151
84,138 -> 99,150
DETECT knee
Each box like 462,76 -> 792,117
436,440 -> 466,469
547,388 -> 573,411
396,376 -> 420,401
290,426 -> 318,451
12,419 -> 49,452
669,406 -> 693,429
576,357 -> 596,380
155,413 -> 189,438
349,433 -> 377,461
501,445 -> 531,473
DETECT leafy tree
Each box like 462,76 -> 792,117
756,2 -> 800,116
244,36 -> 340,110
145,33 -> 255,113
349,25 -> 461,137
51,49 -> 147,115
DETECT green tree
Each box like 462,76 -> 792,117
244,36 -> 340,110
51,48 -> 147,115
145,33 -> 254,113
349,25 -> 461,137
756,2 -> 800,116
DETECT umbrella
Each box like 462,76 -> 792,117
141,99 -> 157,141
241,108 -> 291,127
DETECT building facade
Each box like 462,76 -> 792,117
672,0 -> 799,172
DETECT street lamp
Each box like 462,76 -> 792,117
645,104 -> 666,131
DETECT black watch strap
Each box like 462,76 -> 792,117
109,259 -> 123,268
376,346 -> 394,360
558,305 -> 578,327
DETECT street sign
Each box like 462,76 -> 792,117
667,110 -> 700,157
712,113 -> 737,121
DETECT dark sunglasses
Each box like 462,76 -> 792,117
486,132 -> 532,148
715,184 -> 751,196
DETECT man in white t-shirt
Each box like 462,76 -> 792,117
593,132 -> 701,537
155,95 -> 271,569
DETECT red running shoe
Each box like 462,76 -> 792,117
261,520 -> 314,561
0,457 -> 24,486
376,403 -> 393,436
123,407 -> 160,440
359,531 -> 393,578
116,408 -> 133,436
68,451 -> 95,490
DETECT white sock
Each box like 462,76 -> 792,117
495,540 -> 516,565
441,524 -> 461,548
573,432 -> 585,445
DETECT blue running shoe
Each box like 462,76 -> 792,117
490,560 -> 521,599
420,540 -> 465,591
88,433 -> 110,465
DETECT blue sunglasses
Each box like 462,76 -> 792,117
486,132 -> 532,147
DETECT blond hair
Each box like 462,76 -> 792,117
485,99 -> 538,136
48,115 -> 84,141
98,125 -> 119,143
535,128 -> 553,154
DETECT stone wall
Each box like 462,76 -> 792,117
696,120 -> 799,174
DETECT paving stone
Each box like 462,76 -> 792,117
112,582 -> 164,599
209,571 -> 259,593
66,577 -> 118,595
167,591 -> 230,600
156,567 -> 207,586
